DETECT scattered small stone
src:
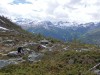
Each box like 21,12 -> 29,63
68,59 -> 74,64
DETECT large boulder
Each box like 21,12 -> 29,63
28,52 -> 43,62
7,48 -> 33,57
0,60 -> 18,68
23,48 -> 33,54
0,58 -> 25,69
7,51 -> 18,57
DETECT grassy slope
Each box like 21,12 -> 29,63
0,16 -> 100,75
0,43 -> 100,75
0,16 -> 61,43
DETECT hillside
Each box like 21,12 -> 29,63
26,21 -> 89,42
0,42 -> 100,75
81,27 -> 100,44
0,16 -> 100,75
26,21 -> 100,45
0,16 -> 56,53
0,16 -> 34,54
14,19 -> 100,44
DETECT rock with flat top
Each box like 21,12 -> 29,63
28,52 -> 43,62
7,51 -> 18,57
0,60 -> 18,68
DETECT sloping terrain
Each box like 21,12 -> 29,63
27,23 -> 88,42
0,16 -> 52,57
0,16 -> 100,75
81,27 -> 100,44
0,42 -> 100,75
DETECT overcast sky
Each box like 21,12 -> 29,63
0,0 -> 100,23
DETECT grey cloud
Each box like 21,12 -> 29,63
32,9 -> 42,12
56,14 -> 69,19
54,12 -> 69,19
0,6 -> 9,14
0,0 -> 100,23
46,1 -> 59,14
63,0 -> 82,11
64,5 -> 77,10
89,13 -> 100,20
95,1 -> 100,6
69,0 -> 82,4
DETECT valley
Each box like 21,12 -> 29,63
14,18 -> 100,44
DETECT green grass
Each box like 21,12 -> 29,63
0,49 -> 100,75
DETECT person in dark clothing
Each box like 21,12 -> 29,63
17,47 -> 23,53
37,45 -> 41,51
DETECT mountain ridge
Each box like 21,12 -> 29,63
13,18 -> 100,44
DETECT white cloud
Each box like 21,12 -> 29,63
0,0 -> 100,23
0,0 -> 14,5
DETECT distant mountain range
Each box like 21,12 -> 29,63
14,18 -> 100,44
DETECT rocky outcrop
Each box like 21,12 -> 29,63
0,57 -> 25,68
0,60 -> 18,68
7,51 -> 18,57
28,52 -> 43,62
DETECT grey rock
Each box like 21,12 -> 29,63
23,42 -> 38,47
9,57 -> 22,61
93,69 -> 100,75
40,39 -> 49,45
23,48 -> 32,54
63,46 -> 69,51
28,52 -> 43,62
2,40 -> 15,44
0,57 -> 26,68
0,60 -> 18,68
7,51 -> 18,57
68,59 -> 74,64
8,58 -> 25,63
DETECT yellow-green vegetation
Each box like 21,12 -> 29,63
0,45 -> 100,75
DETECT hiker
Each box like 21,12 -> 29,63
37,45 -> 41,51
17,47 -> 23,54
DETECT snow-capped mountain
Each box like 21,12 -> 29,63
13,18 -> 81,30
14,18 -> 99,29
13,18 -> 100,44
